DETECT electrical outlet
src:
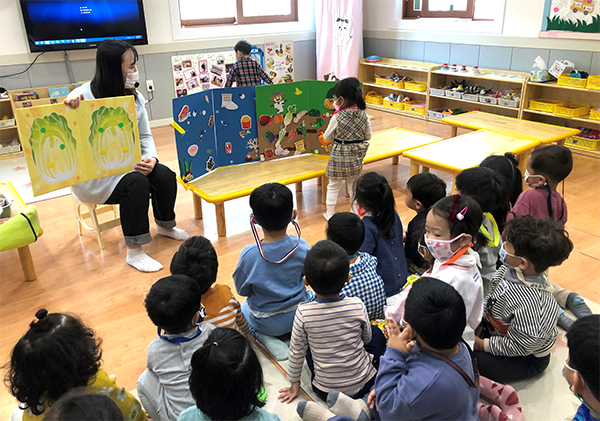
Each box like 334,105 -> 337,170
146,80 -> 154,92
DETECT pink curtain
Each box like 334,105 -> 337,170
315,0 -> 363,80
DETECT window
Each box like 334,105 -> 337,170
178,0 -> 297,27
404,0 -> 478,19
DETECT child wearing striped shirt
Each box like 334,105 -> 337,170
474,215 -> 574,383
278,241 -> 385,404
171,236 -> 249,336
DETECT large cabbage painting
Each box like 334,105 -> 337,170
88,106 -> 136,170
28,112 -> 78,184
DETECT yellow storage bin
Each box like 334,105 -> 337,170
375,76 -> 391,86
554,103 -> 591,117
404,81 -> 427,92
529,98 -> 568,113
383,100 -> 404,110
365,91 -> 383,105
588,76 -> 600,90
389,80 -> 405,89
557,75 -> 588,88
404,101 -> 427,115
566,136 -> 600,151
590,108 -> 600,120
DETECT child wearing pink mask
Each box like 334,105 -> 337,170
424,194 -> 485,349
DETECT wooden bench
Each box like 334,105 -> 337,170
180,127 -> 443,237
403,130 -> 540,191
441,111 -> 580,146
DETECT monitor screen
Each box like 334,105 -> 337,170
20,0 -> 148,52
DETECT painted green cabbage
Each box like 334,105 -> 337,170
29,112 -> 78,184
88,106 -> 136,170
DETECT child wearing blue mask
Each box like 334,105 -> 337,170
474,215 -> 573,383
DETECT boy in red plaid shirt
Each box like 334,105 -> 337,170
225,40 -> 273,87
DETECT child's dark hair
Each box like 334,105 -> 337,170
45,389 -> 123,421
530,145 -> 573,183
430,195 -> 486,250
567,315 -> 600,402
456,167 -> 510,213
4,309 -> 102,416
406,173 -> 447,210
326,212 -> 365,256
190,328 -> 264,420
480,153 -> 522,207
355,172 -> 396,237
234,40 -> 252,55
250,183 -> 293,232
145,275 -> 201,334
404,277 -> 466,350
304,240 -> 349,296
170,236 -> 219,294
504,215 -> 573,273
332,77 -> 366,110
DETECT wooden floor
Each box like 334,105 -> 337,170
1,110 -> 599,418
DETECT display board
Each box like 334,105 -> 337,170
264,41 -> 294,84
172,51 -> 237,97
15,96 -> 141,196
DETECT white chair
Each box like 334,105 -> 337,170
72,194 -> 120,250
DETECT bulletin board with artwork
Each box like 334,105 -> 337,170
172,86 -> 259,182
264,42 -> 294,84
540,0 -> 600,39
15,96 -> 141,196
172,51 -> 237,97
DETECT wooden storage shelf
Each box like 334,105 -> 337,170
565,145 -> 600,158
429,94 -> 520,111
523,108 -> 600,125
367,103 -> 428,120
528,81 -> 600,94
362,82 -> 427,96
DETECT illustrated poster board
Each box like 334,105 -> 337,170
15,96 -> 141,196
173,86 -> 259,182
264,41 -> 294,84
540,0 -> 600,39
172,51 -> 237,98
255,81 -> 336,161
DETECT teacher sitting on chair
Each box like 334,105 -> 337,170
64,39 -> 189,272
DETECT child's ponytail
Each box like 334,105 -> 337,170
355,172 -> 396,237
333,77 -> 366,110
355,85 -> 366,110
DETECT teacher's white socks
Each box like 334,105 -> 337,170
157,226 -> 190,241
126,247 -> 163,272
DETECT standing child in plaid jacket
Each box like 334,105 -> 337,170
225,40 -> 273,87
322,77 -> 372,220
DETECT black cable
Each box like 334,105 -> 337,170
147,90 -> 154,103
1,51 -> 46,78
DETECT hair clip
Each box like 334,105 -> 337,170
213,342 -> 219,346
448,194 -> 462,222
35,308 -> 48,320
456,207 -> 468,221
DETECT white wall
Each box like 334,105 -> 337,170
363,0 -> 600,51
0,0 -> 316,64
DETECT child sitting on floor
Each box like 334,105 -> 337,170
564,315 -> 600,421
171,236 -> 249,335
425,194 -> 485,349
404,172 -> 447,275
355,172 -> 409,299
474,215 -> 573,383
234,183 -> 313,360
507,144 -> 591,330
456,167 -> 510,294
44,389 -> 124,421
138,275 -> 216,420
178,328 -> 281,421
297,277 -> 480,421
5,309 -> 144,421
326,212 -> 386,320
278,241 -> 385,404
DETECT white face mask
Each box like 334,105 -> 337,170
524,169 -> 543,188
424,233 -> 465,262
124,70 -> 139,89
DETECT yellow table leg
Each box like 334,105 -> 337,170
317,177 -> 322,186
450,125 -> 458,138
345,182 -> 350,198
17,245 -> 36,282
410,162 -> 420,177
193,193 -> 203,220
296,182 -> 303,192
215,203 -> 226,237
422,166 -> 430,173
392,156 -> 399,165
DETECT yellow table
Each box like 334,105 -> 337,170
402,130 -> 541,191
441,111 -> 580,145
181,127 -> 444,237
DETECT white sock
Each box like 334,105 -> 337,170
126,247 -> 164,272
156,226 -> 190,241
327,390 -> 371,420
257,334 -> 289,360
323,211 -> 334,221
297,401 -> 336,421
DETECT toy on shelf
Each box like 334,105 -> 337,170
472,66 -> 481,75
566,127 -> 600,151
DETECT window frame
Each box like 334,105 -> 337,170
403,0 -> 475,19
178,0 -> 298,27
